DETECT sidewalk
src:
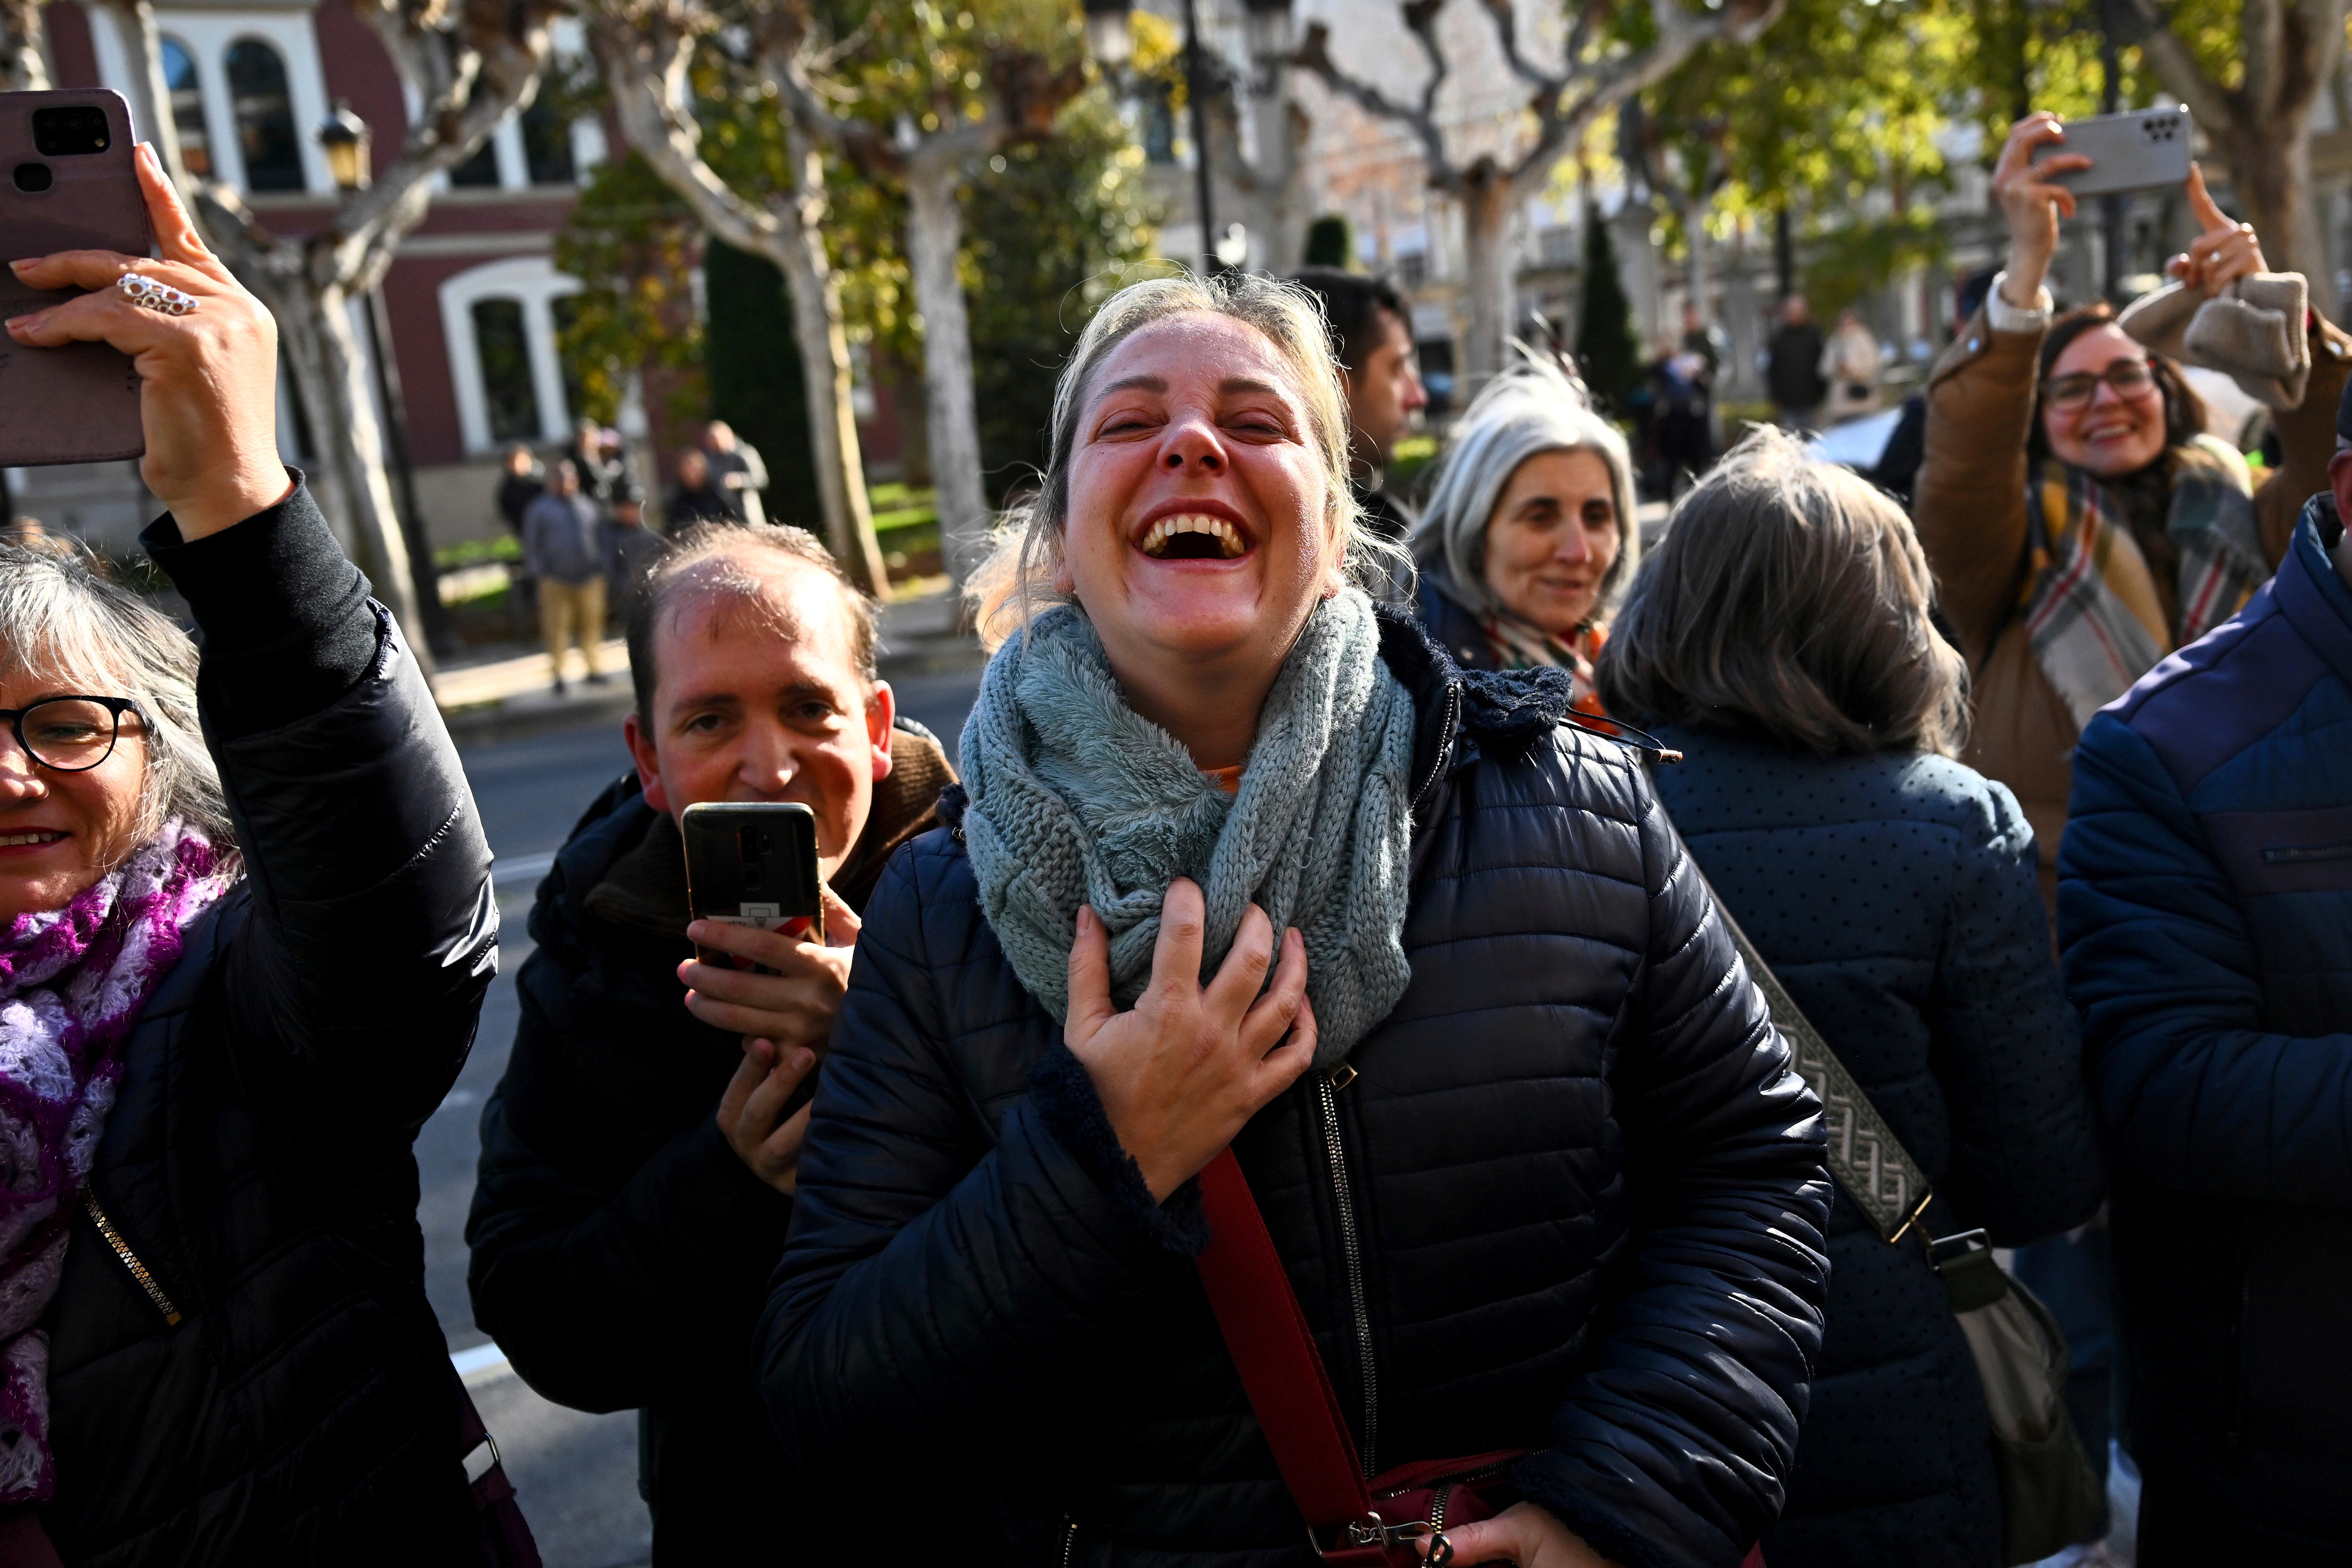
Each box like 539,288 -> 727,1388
435,584 -> 982,747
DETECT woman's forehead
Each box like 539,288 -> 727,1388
2051,324 -> 2147,378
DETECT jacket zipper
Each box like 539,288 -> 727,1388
1407,684 -> 1462,823
1059,1516 -> 1078,1567
80,1187 -> 181,1326
1317,1066 -> 1378,1478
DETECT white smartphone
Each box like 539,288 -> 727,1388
2040,107 -> 2193,199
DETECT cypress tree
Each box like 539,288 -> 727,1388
1302,214 -> 1354,269
1574,208 -> 1642,416
701,239 -> 820,530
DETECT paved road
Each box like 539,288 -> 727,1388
427,668 -> 982,1568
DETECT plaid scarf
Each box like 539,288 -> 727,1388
2021,439 -> 2265,726
1478,614 -> 1609,718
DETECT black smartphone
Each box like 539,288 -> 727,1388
680,801 -> 824,966
0,89 -> 148,467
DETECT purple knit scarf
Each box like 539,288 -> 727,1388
0,822 -> 234,1502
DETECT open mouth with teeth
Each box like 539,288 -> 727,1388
0,831 -> 65,848
1138,513 -> 1250,561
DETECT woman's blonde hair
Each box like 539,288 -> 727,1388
1410,353 -> 1640,622
1595,426 -> 1970,758
965,270 -> 1407,649
0,533 -> 234,852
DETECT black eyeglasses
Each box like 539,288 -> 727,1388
2041,360 -> 2157,412
0,697 -> 142,773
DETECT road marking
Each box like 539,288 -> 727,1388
493,851 -> 557,888
452,1340 -> 513,1387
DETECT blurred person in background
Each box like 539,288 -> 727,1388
608,491 -> 663,612
1769,295 -> 1831,431
468,525 -> 953,1564
757,269 -> 1829,1568
0,143 -> 499,1565
1599,429 -> 2105,1568
700,421 -> 770,528
495,441 -> 542,534
523,459 -> 612,695
667,447 -> 742,528
1409,356 -> 1639,715
569,417 -> 630,513
1287,268 -> 1430,543
1823,309 -> 1883,424
2052,379 -> 2352,1566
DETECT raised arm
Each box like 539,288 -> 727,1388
9,144 -> 495,1139
1511,782 -> 1831,1568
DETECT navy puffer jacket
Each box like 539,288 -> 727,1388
1652,729 -> 2104,1568
2058,496 -> 2352,1548
759,615 -> 1831,1568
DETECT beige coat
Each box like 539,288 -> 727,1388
1913,305 -> 2352,912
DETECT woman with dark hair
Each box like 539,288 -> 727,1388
1915,114 -> 2352,913
760,271 -> 1832,1565
1598,428 -> 2105,1568
0,150 -> 497,1562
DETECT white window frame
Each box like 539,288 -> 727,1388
91,6 -> 332,195
438,256 -> 582,454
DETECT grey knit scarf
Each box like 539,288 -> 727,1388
959,588 -> 1417,1067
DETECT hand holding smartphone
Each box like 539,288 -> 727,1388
2036,106 -> 2193,198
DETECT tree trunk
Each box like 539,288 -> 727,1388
777,133 -> 888,597
1460,173 -> 1515,391
903,151 -> 991,586
2217,121 -> 2329,310
91,0 -> 183,179
1,0 -> 47,91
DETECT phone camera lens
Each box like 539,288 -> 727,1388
30,106 -> 111,158
12,163 -> 52,193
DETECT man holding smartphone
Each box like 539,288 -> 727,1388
465,526 -> 954,1563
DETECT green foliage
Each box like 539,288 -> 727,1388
963,87 -> 1160,503
1801,209 -> 1949,314
553,152 -> 703,426
1574,213 -> 1643,416
704,240 -> 822,528
1303,214 -> 1354,269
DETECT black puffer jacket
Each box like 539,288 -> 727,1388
41,488 -> 497,1565
1653,728 -> 2105,1568
466,724 -> 951,1563
760,614 -> 1832,1568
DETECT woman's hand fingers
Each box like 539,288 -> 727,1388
1066,904 -> 1116,1043
135,140 -> 225,275
743,1040 -> 818,1130
717,1037 -> 777,1130
1204,903 -> 1276,1018
819,884 -> 861,946
1430,1504 -> 1619,1568
2184,161 -> 2233,237
8,247 -> 212,298
1252,992 -> 1317,1099
1147,878 -> 1208,999
760,1103 -> 815,1195
1994,112 -> 2066,179
1237,926 -> 1307,1054
717,1038 -> 818,1194
4,282 -> 176,355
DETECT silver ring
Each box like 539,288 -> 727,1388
118,273 -> 197,317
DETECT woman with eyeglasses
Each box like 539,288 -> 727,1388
0,151 -> 496,1563
1915,112 -> 2352,916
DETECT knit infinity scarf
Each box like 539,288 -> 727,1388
959,588 -> 1417,1068
0,821 -> 235,1502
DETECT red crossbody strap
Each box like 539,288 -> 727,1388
1194,1148 -> 1374,1528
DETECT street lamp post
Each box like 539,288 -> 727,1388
319,102 -> 455,657
1083,0 -> 1240,276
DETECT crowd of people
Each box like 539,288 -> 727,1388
493,419 -> 771,692
0,117 -> 2345,1568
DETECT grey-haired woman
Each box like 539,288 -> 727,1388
1410,357 -> 1640,715
1597,429 -> 2104,1568
0,149 -> 496,1563
761,271 -> 1829,1565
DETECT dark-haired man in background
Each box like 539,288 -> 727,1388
1289,267 -> 1430,543
467,525 -> 953,1562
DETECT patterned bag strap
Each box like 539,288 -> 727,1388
1670,837 -> 1935,1246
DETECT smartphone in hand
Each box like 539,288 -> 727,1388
681,801 -> 825,967
0,89 -> 147,467
2041,107 -> 2194,199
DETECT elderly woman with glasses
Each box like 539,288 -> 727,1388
1915,114 -> 2352,915
0,151 -> 495,1564
757,272 -> 1828,1566
1408,356 -> 1640,717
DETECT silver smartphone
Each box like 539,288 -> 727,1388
2040,107 -> 2193,199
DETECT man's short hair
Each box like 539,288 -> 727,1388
1287,268 -> 1412,380
626,524 -> 879,729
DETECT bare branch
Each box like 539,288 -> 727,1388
2240,0 -> 2282,115
1291,20 -> 1459,187
1,0 -> 48,91
1480,0 -> 1565,95
2113,0 -> 2237,130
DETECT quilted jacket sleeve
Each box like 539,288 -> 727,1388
1516,780 -> 1832,1568
2058,713 -> 2352,1205
757,845 -> 1185,1473
464,946 -> 796,1414
143,483 -> 496,1144
1927,781 -> 2106,1242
